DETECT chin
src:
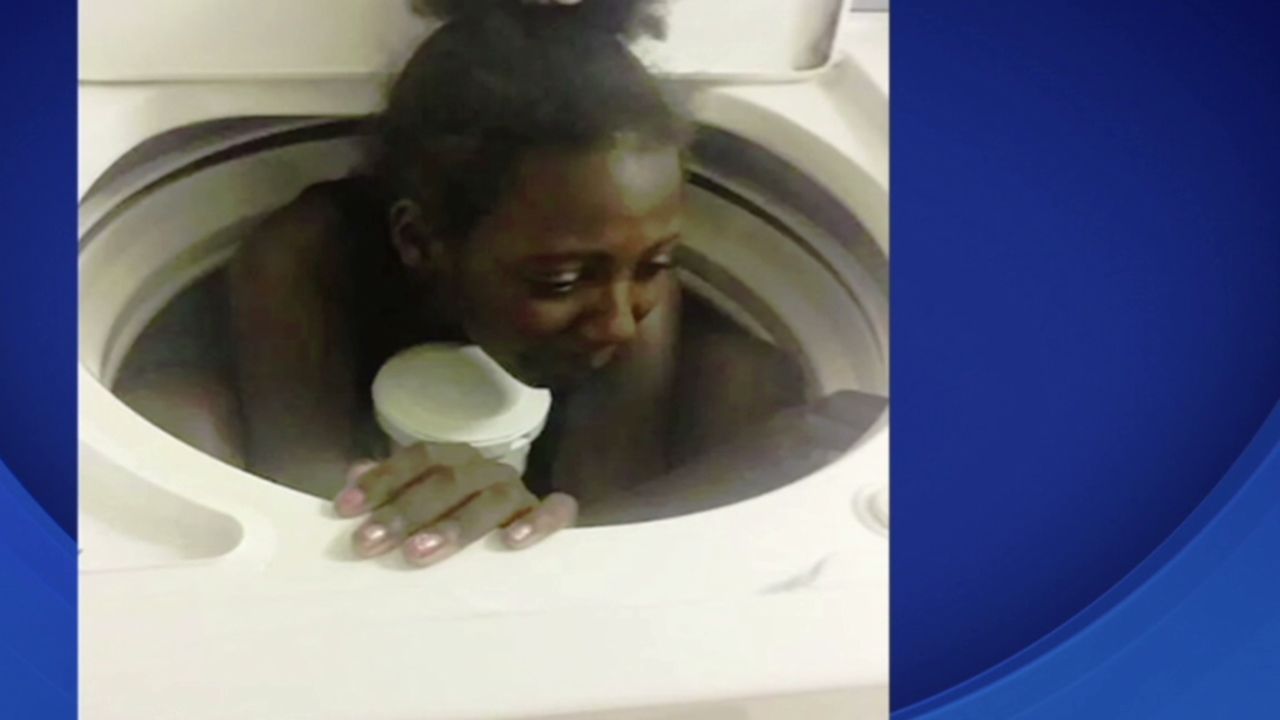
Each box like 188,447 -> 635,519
527,367 -> 585,392
520,358 -> 596,391
498,355 -> 561,390
491,344 -> 599,391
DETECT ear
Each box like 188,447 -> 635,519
389,199 -> 446,272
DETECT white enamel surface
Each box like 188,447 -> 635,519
78,13 -> 889,720
80,0 -> 853,82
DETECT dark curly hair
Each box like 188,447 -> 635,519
375,0 -> 689,241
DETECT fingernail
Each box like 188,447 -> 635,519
334,487 -> 367,517
403,531 -> 448,564
346,460 -> 378,485
353,522 -> 397,557
504,521 -> 535,548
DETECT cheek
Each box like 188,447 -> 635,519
457,256 -> 574,341
632,274 -> 673,322
509,299 -> 581,338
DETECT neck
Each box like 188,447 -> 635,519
404,269 -> 469,345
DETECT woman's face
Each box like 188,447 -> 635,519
450,136 -> 685,389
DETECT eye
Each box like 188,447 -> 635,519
527,270 -> 582,297
636,254 -> 676,281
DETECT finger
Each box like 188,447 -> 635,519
351,461 -> 519,558
500,492 -> 578,550
352,461 -> 512,558
331,459 -> 380,516
345,459 -> 379,486
403,481 -> 538,567
334,442 -> 481,517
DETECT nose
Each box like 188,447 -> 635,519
580,280 -> 639,346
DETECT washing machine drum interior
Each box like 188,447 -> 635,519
79,120 -> 887,519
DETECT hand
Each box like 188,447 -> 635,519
333,443 -> 578,567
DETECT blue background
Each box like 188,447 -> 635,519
2,0 -> 1279,718
0,1 -> 77,717
892,0 -> 1280,717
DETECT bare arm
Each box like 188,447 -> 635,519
227,192 -> 359,497
583,389 -> 886,525
578,306 -> 879,523
666,325 -> 809,466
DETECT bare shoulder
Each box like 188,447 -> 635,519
229,180 -> 353,292
671,293 -> 808,459
679,293 -> 807,400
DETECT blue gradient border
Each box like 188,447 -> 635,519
0,1 -> 77,717
903,401 -> 1280,718
893,0 -> 1280,716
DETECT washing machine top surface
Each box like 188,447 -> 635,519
80,0 -> 854,83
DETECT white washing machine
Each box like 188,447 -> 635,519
78,2 -> 889,718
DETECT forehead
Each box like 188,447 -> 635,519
491,138 -> 684,241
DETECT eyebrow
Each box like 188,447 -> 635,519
645,234 -> 681,253
516,233 -> 682,267
519,252 -> 595,266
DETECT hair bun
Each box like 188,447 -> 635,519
413,0 -> 665,39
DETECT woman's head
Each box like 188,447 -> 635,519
377,0 -> 689,388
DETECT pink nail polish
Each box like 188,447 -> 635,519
353,522 -> 396,557
335,487 -> 367,517
346,460 -> 378,485
404,532 -> 446,563
505,522 -> 535,547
